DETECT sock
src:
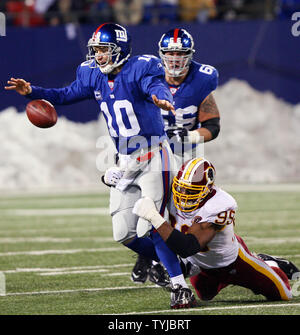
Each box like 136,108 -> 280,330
125,236 -> 160,262
171,274 -> 189,288
151,230 -> 183,278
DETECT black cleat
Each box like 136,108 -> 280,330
170,284 -> 197,309
131,255 -> 152,284
148,263 -> 171,288
258,253 -> 300,280
179,258 -> 201,278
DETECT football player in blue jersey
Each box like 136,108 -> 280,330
159,28 -> 220,164
130,28 -> 221,301
5,23 -> 192,308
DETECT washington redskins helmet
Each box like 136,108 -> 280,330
86,22 -> 131,74
158,28 -> 195,77
172,158 -> 216,212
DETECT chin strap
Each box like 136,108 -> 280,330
99,64 -> 115,74
99,53 -> 130,74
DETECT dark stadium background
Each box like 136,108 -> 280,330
1,1 -> 299,122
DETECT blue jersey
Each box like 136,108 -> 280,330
27,55 -> 173,154
161,61 -> 218,131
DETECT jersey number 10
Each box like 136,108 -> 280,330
100,100 -> 141,137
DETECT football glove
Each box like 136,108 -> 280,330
166,127 -> 189,142
166,127 -> 201,144
101,166 -> 124,187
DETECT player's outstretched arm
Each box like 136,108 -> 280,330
5,78 -> 32,95
152,94 -> 175,115
132,197 -> 216,257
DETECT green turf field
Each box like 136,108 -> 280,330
0,187 -> 300,315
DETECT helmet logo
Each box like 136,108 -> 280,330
115,29 -> 127,42
168,37 -> 182,49
207,167 -> 214,183
93,32 -> 101,42
192,216 -> 203,224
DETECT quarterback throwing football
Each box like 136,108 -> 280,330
5,23 -> 183,294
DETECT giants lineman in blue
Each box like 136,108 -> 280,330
5,23 -> 183,305
159,28 -> 220,163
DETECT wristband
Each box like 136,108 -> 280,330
201,117 -> 220,140
188,130 -> 202,144
149,209 -> 166,229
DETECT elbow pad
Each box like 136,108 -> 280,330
201,117 -> 220,140
165,229 -> 202,258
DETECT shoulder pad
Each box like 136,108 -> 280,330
197,63 -> 218,77
80,60 -> 94,67
132,54 -> 160,67
205,188 -> 237,216
129,55 -> 163,76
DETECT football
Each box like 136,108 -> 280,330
26,99 -> 57,128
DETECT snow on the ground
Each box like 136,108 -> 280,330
1,79 -> 299,191
207,79 -> 300,183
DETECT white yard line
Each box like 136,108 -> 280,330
3,285 -> 300,315
222,184 -> 300,192
1,208 -> 110,216
1,184 -> 300,197
2,207 -> 300,217
6,235 -> 300,245
3,263 -> 134,274
107,302 -> 300,315
39,269 -> 109,276
4,285 -> 159,296
0,237 -> 114,243
0,186 -> 108,197
39,270 -> 130,277
0,247 -> 123,256
0,237 -> 73,243
0,228 -> 103,234
1,235 -> 300,251
245,237 -> 300,244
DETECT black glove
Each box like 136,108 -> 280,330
166,127 -> 189,142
